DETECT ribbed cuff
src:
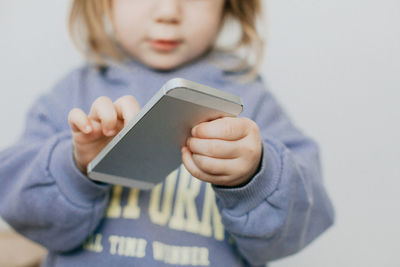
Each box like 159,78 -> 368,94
212,139 -> 283,216
48,134 -> 110,208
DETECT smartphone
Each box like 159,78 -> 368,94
87,78 -> 243,189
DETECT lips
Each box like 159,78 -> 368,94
150,39 -> 181,52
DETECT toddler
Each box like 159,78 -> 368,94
0,0 -> 334,266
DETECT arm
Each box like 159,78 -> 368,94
182,79 -> 334,266
0,95 -> 111,252
213,134 -> 333,265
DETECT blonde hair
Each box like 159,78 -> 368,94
69,0 -> 263,77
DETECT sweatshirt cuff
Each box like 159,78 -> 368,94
212,139 -> 283,216
48,133 -> 111,208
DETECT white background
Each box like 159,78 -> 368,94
0,1 -> 399,266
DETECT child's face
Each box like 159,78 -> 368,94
112,0 -> 225,70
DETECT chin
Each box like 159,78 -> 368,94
151,62 -> 180,71
146,60 -> 183,72
141,53 -> 191,72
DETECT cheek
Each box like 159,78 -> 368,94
183,10 -> 223,48
112,3 -> 147,46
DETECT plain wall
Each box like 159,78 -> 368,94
0,0 -> 399,266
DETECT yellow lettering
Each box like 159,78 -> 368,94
152,241 -> 210,266
149,169 -> 177,226
136,238 -> 147,258
122,188 -> 141,219
199,183 -> 225,241
169,166 -> 201,233
153,241 -> 164,260
180,246 -> 190,265
168,244 -> 180,264
109,235 -> 119,255
108,235 -> 147,258
199,247 -> 210,266
104,167 -> 224,242
117,236 -> 125,256
82,234 -> 103,253
106,186 -> 123,218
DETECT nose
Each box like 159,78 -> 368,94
153,0 -> 181,24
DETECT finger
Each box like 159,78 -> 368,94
191,153 -> 236,176
89,96 -> 118,136
181,147 -> 235,185
186,137 -> 239,159
68,108 -> 92,134
113,95 -> 140,127
181,146 -> 216,183
192,117 -> 249,141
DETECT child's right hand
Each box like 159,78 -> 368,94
68,95 -> 140,174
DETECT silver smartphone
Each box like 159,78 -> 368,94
87,78 -> 243,189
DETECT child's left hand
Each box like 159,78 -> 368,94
182,117 -> 262,187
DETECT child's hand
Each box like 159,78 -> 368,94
182,117 -> 262,187
68,96 -> 140,173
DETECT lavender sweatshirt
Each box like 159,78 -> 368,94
0,53 -> 334,266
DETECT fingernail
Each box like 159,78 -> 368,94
192,127 -> 197,136
84,126 -> 92,133
106,130 -> 116,136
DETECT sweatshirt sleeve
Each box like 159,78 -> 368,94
212,78 -> 335,266
0,82 -> 111,252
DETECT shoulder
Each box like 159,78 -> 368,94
204,51 -> 267,89
50,64 -> 104,95
44,63 -> 114,105
203,52 -> 270,99
199,52 -> 282,119
31,64 -> 105,130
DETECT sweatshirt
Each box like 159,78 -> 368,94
0,52 -> 334,267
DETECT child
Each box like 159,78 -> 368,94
0,0 -> 334,266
